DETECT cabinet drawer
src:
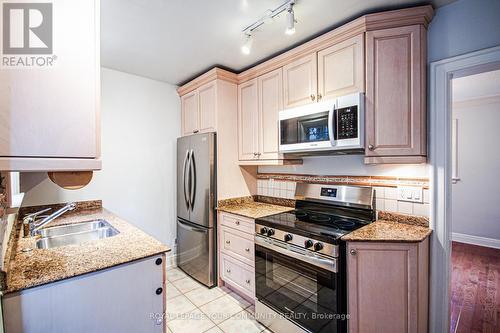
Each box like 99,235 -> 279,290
221,254 -> 255,299
220,226 -> 255,267
220,212 -> 255,234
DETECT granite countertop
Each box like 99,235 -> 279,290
341,220 -> 432,242
3,202 -> 170,293
217,200 -> 294,219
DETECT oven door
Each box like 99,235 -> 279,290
255,236 -> 347,333
279,103 -> 336,153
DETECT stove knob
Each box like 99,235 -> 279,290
304,240 -> 314,248
284,234 -> 293,242
259,227 -> 268,235
267,229 -> 275,237
314,242 -> 324,252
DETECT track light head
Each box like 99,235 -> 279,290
241,34 -> 253,55
285,3 -> 296,35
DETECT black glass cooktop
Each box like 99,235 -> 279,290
256,209 -> 371,243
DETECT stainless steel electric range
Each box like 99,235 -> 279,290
254,184 -> 375,333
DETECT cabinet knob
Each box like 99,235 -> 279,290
155,287 -> 163,295
245,247 -> 250,252
235,220 -> 240,225
155,258 -> 163,266
310,94 -> 316,101
226,240 -> 231,244
245,279 -> 251,284
368,144 -> 375,151
350,249 -> 357,255
193,130 -> 199,134
226,268 -> 231,273
317,94 -> 322,101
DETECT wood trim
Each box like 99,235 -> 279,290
364,156 -> 427,164
177,68 -> 238,96
177,6 -> 434,95
0,157 -> 102,172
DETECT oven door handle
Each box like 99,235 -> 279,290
328,104 -> 336,147
255,236 -> 337,273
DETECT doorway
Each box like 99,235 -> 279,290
449,69 -> 500,332
429,45 -> 500,333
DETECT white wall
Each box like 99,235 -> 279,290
451,70 -> 500,242
20,68 -> 180,248
428,0 -> 500,63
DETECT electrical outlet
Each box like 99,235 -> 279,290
397,186 -> 423,203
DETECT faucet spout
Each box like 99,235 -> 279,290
30,202 -> 77,237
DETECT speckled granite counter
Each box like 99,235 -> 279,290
2,201 -> 170,293
217,199 -> 293,219
341,220 -> 432,242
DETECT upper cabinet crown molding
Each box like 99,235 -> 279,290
177,68 -> 238,96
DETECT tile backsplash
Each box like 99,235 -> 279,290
257,175 -> 430,218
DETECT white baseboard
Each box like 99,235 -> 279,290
452,232 -> 500,249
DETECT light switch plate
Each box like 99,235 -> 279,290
397,186 -> 423,203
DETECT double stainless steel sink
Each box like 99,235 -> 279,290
35,219 -> 120,249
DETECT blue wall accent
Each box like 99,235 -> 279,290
428,0 -> 500,63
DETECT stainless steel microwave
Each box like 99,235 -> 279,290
279,92 -> 364,154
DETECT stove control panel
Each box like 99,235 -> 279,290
255,223 -> 339,258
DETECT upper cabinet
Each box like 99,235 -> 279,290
283,54 -> 318,108
238,79 -> 259,160
0,0 -> 101,171
364,25 -> 427,164
181,81 -> 217,136
259,69 -> 284,160
318,34 -> 365,101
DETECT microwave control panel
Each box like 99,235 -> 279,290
337,106 -> 358,140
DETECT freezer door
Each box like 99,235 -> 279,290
176,219 -> 215,287
177,136 -> 191,221
188,133 -> 216,228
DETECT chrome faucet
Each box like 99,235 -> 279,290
23,202 -> 77,237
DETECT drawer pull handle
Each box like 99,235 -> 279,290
226,240 -> 231,244
245,279 -> 251,284
245,248 -> 250,252
226,269 -> 231,273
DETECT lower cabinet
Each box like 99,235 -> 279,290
3,255 -> 167,333
218,212 -> 255,301
347,238 -> 429,333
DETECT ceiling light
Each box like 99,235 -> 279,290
285,3 -> 296,35
241,34 -> 253,55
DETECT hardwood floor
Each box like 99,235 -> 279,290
450,241 -> 500,333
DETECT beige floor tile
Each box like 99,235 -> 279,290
199,294 -> 248,324
172,276 -> 203,293
246,304 -> 255,315
218,310 -> 265,333
167,308 -> 216,333
205,326 -> 224,333
167,268 -> 188,282
226,291 -> 251,309
166,283 -> 182,300
166,295 -> 196,321
185,286 -> 225,307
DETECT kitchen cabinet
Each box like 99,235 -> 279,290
283,53 -> 318,108
3,254 -> 167,333
218,212 -> 255,301
0,0 -> 101,172
238,79 -> 259,160
181,81 -> 217,135
347,238 -> 429,333
318,34 -> 365,101
364,25 -> 427,164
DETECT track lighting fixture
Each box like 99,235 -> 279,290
240,0 -> 297,54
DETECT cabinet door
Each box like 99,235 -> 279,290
198,81 -> 217,133
0,0 -> 99,158
348,242 -> 419,333
181,90 -> 199,135
365,25 -> 426,158
258,68 -> 283,160
318,34 -> 364,101
283,54 -> 317,108
238,79 -> 258,160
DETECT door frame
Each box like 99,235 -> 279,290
428,45 -> 500,333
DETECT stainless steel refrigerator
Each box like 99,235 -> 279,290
176,132 -> 216,287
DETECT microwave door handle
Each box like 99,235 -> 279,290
329,104 -> 336,147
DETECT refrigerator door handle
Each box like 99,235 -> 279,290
189,149 -> 196,211
183,150 -> 190,210
177,219 -> 208,233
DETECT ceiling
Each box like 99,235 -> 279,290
101,0 -> 456,86
453,69 -> 500,102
